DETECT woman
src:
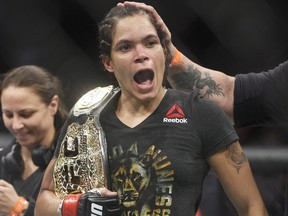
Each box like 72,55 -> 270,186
35,5 -> 268,216
0,65 -> 68,216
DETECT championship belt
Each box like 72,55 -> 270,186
53,85 -> 120,199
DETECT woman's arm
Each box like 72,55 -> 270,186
207,141 -> 268,216
0,180 -> 28,215
34,158 -> 61,216
35,157 -> 120,216
167,52 -> 235,119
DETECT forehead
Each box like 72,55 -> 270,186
1,86 -> 43,108
113,14 -> 157,43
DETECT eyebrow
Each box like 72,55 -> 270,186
2,108 -> 37,113
114,33 -> 159,46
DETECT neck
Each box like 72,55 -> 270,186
20,146 -> 38,180
116,88 -> 167,128
41,127 -> 56,149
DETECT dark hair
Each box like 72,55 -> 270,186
98,5 -> 172,73
0,65 -> 68,133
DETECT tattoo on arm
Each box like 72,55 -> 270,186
225,143 -> 247,173
171,65 -> 224,97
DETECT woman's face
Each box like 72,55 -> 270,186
1,86 -> 58,148
102,14 -> 166,102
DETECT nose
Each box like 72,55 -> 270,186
134,45 -> 149,63
11,116 -> 24,130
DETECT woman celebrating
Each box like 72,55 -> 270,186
35,5 -> 267,216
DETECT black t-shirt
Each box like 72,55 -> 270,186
234,60 -> 288,216
0,142 -> 43,216
234,60 -> 288,128
101,89 -> 238,215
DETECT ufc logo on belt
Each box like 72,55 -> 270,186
91,203 -> 103,216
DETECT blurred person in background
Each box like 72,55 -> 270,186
0,65 -> 68,216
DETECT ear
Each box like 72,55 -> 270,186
102,55 -> 114,73
49,95 -> 59,115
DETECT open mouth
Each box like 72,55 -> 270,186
134,69 -> 154,86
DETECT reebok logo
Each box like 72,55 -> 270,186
163,104 -> 188,124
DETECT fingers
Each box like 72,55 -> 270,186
118,1 -> 172,42
122,2 -> 163,24
117,2 -> 124,7
0,179 -> 6,186
121,1 -> 176,55
98,187 -> 118,198
0,179 -> 10,187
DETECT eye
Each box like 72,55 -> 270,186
119,43 -> 131,52
19,111 -> 34,119
146,40 -> 156,47
3,111 -> 13,119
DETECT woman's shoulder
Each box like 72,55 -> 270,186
167,88 -> 215,106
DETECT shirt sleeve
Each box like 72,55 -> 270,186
193,95 -> 239,158
234,60 -> 288,128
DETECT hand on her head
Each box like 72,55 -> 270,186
117,1 -> 177,55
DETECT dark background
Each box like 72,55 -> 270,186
0,0 -> 288,215
1,0 -> 288,107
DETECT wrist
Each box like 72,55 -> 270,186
168,44 -> 177,58
170,49 -> 184,67
62,194 -> 82,216
9,196 -> 29,216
